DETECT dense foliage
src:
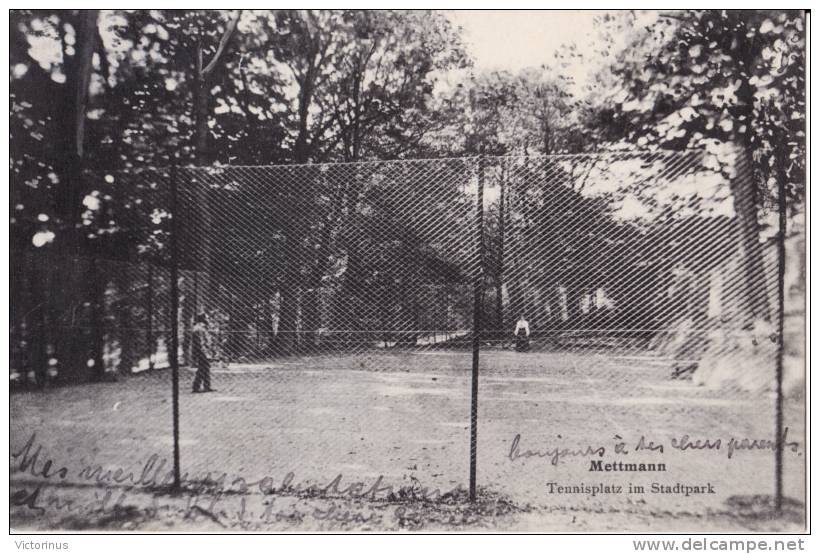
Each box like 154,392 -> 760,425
9,10 -> 805,384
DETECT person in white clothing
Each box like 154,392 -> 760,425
514,315 -> 530,352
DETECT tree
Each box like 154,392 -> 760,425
596,10 -> 805,208
10,10 -> 106,384
433,68 -> 585,335
237,10 -> 468,352
155,10 -> 242,164
594,10 -> 805,325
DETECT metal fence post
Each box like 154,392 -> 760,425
774,160 -> 787,515
498,158 -> 506,349
469,153 -> 485,502
169,164 -> 182,490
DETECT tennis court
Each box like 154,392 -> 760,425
10,151 -> 804,531
10,346 -> 804,531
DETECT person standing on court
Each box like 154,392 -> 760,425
192,313 -> 216,393
514,314 -> 530,352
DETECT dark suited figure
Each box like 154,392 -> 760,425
192,314 -> 215,393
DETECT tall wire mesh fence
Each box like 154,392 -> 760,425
10,147 -> 805,528
177,159 -> 479,362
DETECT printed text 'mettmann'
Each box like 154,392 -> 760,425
508,434 -> 605,466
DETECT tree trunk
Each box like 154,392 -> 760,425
276,52 -> 316,355
188,41 -> 212,360
194,67 -> 209,165
277,226 -> 303,355
90,257 -> 106,381
52,10 -> 98,385
566,284 -> 583,327
146,263 -> 154,370
303,180 -> 346,348
729,147 -> 771,326
495,166 -> 506,337
114,262 -> 135,374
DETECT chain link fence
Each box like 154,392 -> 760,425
10,147 -> 805,529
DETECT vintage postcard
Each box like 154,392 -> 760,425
9,8 -> 807,535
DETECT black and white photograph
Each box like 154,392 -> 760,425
8,6 -> 809,538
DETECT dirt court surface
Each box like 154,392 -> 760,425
10,348 -> 806,532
